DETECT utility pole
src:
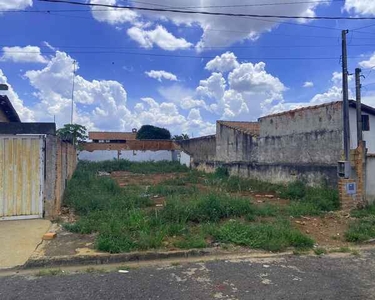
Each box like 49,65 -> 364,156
342,30 -> 350,162
355,68 -> 363,145
71,60 -> 76,124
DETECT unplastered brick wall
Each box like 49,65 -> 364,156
44,136 -> 77,218
338,141 -> 367,210
338,178 -> 362,210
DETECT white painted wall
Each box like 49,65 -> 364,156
366,156 -> 375,204
349,107 -> 375,153
79,150 -> 175,162
79,150 -> 118,161
179,151 -> 191,168
119,150 -> 173,161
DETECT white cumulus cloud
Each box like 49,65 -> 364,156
0,0 -> 32,10
90,0 -> 137,24
88,0 -> 325,49
205,52 -> 240,73
359,52 -> 375,69
1,46 -> 48,64
303,81 -> 314,88
345,0 -> 375,15
145,70 -> 178,82
127,25 -> 192,50
196,54 -> 286,120
20,50 -> 213,136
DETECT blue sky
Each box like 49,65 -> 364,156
1,0 -> 375,136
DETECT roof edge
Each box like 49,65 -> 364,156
0,95 -> 21,122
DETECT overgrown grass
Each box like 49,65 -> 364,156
350,204 -> 375,218
345,216 -> 375,243
345,205 -> 375,243
64,161 -> 342,253
78,159 -> 189,174
209,219 -> 314,252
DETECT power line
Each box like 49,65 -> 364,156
2,9 -> 345,33
2,7 -> 344,32
126,0 -> 344,9
38,0 -> 375,20
0,49 -> 368,60
4,43 -> 375,50
351,22 -> 375,31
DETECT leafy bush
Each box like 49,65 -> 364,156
351,204 -> 375,218
279,181 -> 306,200
215,166 -> 229,178
345,216 -> 375,243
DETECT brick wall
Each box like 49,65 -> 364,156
338,141 -> 367,210
44,136 -> 77,218
81,140 -> 179,152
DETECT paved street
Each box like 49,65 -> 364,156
1,250 -> 375,300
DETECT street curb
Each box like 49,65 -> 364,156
23,249 -> 215,269
21,244 -> 375,270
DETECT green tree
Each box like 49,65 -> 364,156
57,124 -> 88,146
136,125 -> 171,140
172,134 -> 190,140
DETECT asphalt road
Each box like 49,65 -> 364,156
1,250 -> 375,300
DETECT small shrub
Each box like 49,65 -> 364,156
148,185 -> 197,196
212,219 -> 314,252
215,167 -> 229,178
96,232 -> 136,253
254,203 -> 281,217
330,247 -> 351,253
314,247 -> 327,256
35,269 -> 64,277
303,188 -> 340,212
345,216 -> 375,243
279,181 -> 306,200
286,201 -> 322,217
351,204 -> 375,218
174,234 -> 207,249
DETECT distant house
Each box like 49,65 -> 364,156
0,95 -> 21,122
89,131 -> 137,143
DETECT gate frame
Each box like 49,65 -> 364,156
0,134 -> 45,221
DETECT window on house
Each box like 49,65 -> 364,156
362,115 -> 370,131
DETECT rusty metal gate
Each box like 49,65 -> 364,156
0,135 -> 44,220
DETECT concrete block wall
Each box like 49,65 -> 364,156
257,130 -> 343,165
216,123 -> 258,163
259,102 -> 343,137
177,135 -> 216,163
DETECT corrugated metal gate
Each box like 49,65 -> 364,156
0,135 -> 44,220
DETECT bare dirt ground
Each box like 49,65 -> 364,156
111,171 -> 186,186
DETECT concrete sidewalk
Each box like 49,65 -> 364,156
0,219 -> 51,269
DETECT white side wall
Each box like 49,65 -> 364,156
349,107 -> 375,153
179,151 -> 191,168
119,150 -> 173,161
79,150 -> 118,161
366,156 -> 375,204
79,150 -> 174,162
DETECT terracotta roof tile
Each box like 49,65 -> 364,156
89,132 -> 136,140
217,121 -> 260,136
